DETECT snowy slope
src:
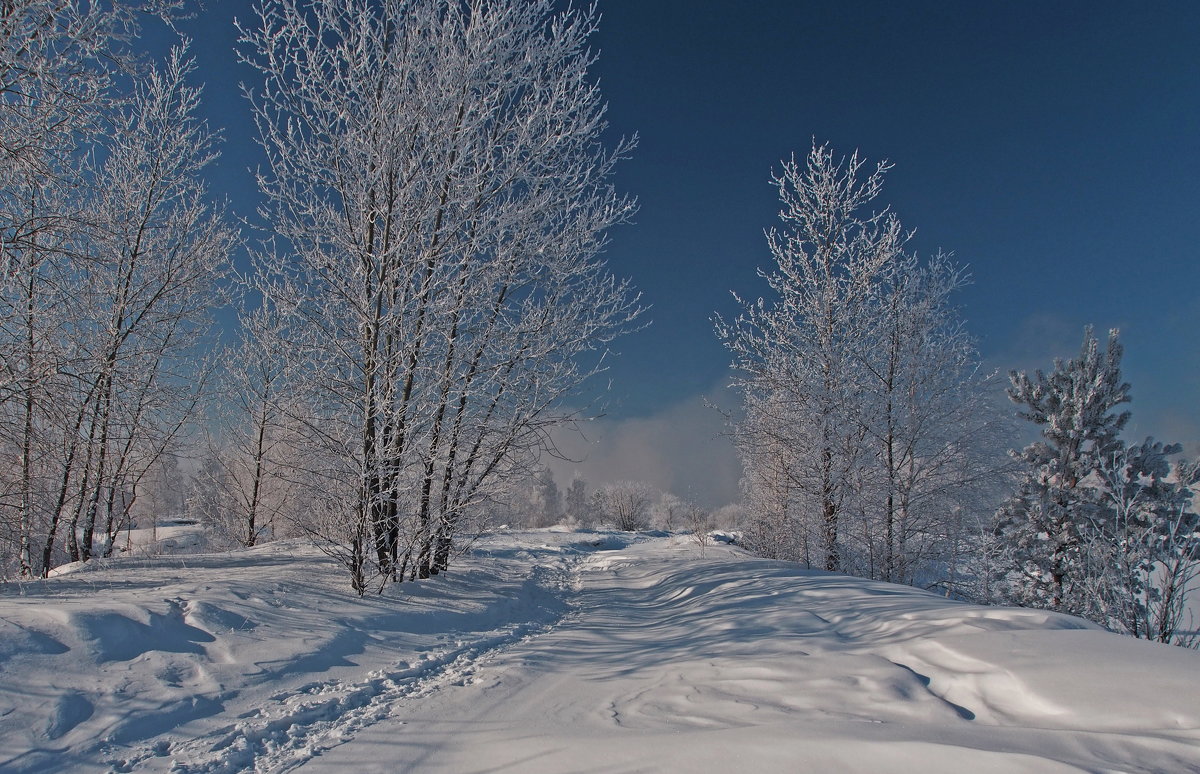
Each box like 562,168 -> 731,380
1,530 -> 1198,773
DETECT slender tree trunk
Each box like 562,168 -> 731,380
66,393 -> 106,563
17,264 -> 37,577
80,378 -> 114,561
820,435 -> 839,572
245,402 -> 269,546
42,396 -> 92,575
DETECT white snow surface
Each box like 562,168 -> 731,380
1,529 -> 1198,773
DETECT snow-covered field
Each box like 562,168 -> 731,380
1,529 -> 1198,773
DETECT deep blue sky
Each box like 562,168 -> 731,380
589,2 -> 1200,420
166,1 -> 1199,502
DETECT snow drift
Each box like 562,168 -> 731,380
1,530 -> 1197,773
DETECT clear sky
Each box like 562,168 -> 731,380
172,1 -> 1199,507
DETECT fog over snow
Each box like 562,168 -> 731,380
548,386 -> 743,509
1,528 -> 1197,773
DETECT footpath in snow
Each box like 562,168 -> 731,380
1,529 -> 1198,773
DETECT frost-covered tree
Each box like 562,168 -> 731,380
61,47 -> 229,563
678,498 -> 712,551
1084,443 -> 1199,644
197,307 -> 297,548
0,1 -> 181,194
0,1 -> 188,579
144,453 -> 186,522
593,480 -> 655,531
527,466 -> 562,528
996,327 -> 1131,613
720,143 -> 1012,585
651,491 -> 684,531
0,45 -> 230,577
848,253 -> 1010,584
187,451 -> 232,541
721,143 -> 1004,582
712,503 -> 747,531
239,0 -> 640,593
718,143 -> 903,572
995,329 -> 1199,644
737,414 -> 810,563
564,474 -> 592,527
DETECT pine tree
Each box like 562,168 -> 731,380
529,467 -> 562,528
565,475 -> 591,527
997,327 -> 1130,614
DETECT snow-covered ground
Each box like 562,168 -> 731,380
1,529 -> 1198,773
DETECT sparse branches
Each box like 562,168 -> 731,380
684,499 -> 713,553
592,480 -> 656,532
652,491 -> 684,531
197,306 -> 297,547
0,41 -> 231,578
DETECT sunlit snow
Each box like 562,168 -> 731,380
1,529 -> 1197,772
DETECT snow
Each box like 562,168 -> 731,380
1,530 -> 1198,773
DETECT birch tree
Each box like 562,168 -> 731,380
1,0 -> 183,577
0,44 -> 231,576
592,480 -> 655,531
240,0 -> 640,593
67,46 -> 228,563
718,143 -> 903,571
1085,443 -> 1199,644
722,144 -> 1008,585
849,253 -> 1009,584
195,306 -> 296,547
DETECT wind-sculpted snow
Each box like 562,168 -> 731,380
0,535 -> 577,773
0,530 -> 1197,773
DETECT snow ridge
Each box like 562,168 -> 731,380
116,559 -> 582,773
2,531 -> 1199,774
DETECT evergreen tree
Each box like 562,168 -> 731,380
564,475 -> 591,527
529,467 -> 562,528
997,327 -> 1131,613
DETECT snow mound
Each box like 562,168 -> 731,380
0,530 -> 1197,773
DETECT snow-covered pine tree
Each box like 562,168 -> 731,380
996,326 -> 1130,614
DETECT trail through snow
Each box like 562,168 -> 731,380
1,530 -> 1199,773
